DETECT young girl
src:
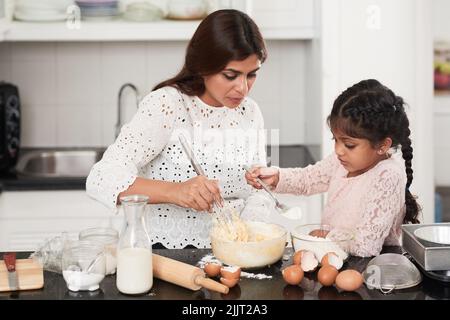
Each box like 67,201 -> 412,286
245,79 -> 421,257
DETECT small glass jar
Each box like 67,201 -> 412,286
78,227 -> 119,275
62,240 -> 106,292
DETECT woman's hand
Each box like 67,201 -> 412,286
172,176 -> 222,212
245,166 -> 280,190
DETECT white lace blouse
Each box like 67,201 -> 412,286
86,86 -> 270,248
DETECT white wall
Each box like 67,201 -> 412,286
432,0 -> 450,41
0,40 -> 310,147
319,0 -> 434,223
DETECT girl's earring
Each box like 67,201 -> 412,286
378,149 -> 384,155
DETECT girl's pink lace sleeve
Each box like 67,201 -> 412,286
274,153 -> 340,196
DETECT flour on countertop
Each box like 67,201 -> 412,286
197,254 -> 272,280
241,271 -> 272,280
197,254 -> 222,269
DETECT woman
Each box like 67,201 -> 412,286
86,9 -> 271,249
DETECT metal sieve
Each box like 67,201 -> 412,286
363,253 -> 422,294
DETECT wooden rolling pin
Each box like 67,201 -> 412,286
152,254 -> 229,294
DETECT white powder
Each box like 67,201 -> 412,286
197,254 -> 272,280
241,271 -> 272,280
197,254 -> 222,269
63,270 -> 104,292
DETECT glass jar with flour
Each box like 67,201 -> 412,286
62,240 -> 106,292
116,194 -> 153,295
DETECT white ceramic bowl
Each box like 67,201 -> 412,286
414,225 -> 450,246
210,221 -> 287,269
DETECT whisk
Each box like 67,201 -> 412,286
178,134 -> 238,239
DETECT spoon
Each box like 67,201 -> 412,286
243,165 -> 290,212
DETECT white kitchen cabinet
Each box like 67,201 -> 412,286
0,18 -> 9,41
0,0 -> 12,41
0,190 -> 123,252
1,0 -> 316,42
0,22 -> 7,41
250,0 -> 315,39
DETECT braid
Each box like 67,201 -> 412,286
401,128 -> 413,189
400,124 -> 421,224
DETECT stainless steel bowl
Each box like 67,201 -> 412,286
414,225 -> 450,246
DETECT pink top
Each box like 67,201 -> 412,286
275,153 -> 406,257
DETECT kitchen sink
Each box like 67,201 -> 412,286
15,148 -> 106,178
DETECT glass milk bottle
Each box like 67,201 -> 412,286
116,194 -> 153,295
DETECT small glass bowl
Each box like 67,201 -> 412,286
79,227 -> 119,275
290,224 -> 354,262
62,240 -> 106,292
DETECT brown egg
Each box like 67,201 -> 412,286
220,277 -> 239,288
282,265 -> 304,285
204,263 -> 222,277
220,266 -> 241,279
317,265 -> 339,287
321,252 -> 343,270
335,269 -> 364,292
308,229 -> 329,238
292,250 -> 309,265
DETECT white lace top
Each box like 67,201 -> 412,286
274,153 -> 407,257
86,86 -> 270,248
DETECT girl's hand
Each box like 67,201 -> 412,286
172,176 -> 222,212
245,166 -> 280,190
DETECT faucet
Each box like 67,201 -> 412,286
116,83 -> 140,139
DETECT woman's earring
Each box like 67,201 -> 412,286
378,149 -> 384,155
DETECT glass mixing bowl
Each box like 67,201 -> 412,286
290,223 -> 354,262
210,221 -> 287,269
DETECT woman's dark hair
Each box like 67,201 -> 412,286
153,9 -> 267,95
327,79 -> 421,224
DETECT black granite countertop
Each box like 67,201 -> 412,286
0,145 -> 318,192
1,247 -> 449,301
